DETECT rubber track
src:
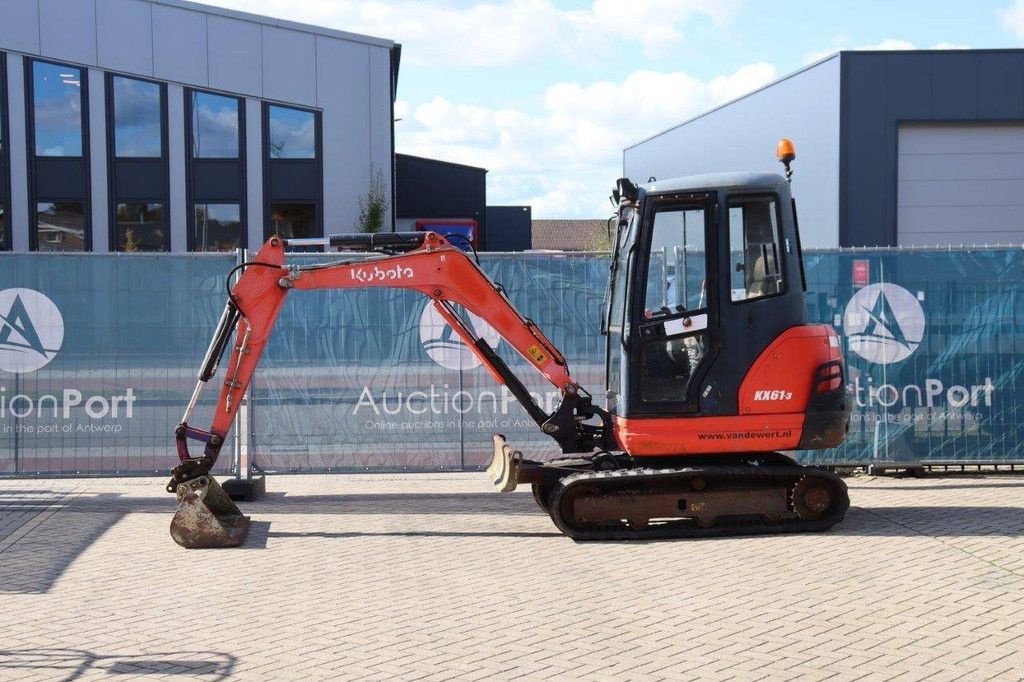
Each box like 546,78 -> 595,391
547,465 -> 849,541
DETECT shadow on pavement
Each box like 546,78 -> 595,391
2,486 -> 1023,590
0,648 -> 236,680
0,491 -> 127,594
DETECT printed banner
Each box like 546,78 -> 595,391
1,248 -> 1022,474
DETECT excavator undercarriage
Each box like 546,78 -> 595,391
487,435 -> 849,541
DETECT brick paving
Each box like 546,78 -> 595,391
0,474 -> 1023,681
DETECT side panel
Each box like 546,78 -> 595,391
615,324 -> 843,457
738,325 -> 840,415
613,413 -> 804,456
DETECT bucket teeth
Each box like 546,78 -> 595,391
170,475 -> 251,549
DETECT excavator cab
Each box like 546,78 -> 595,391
608,172 -> 808,420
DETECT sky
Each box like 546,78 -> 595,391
205,0 -> 1024,218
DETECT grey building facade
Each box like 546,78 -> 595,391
624,50 -> 1024,248
0,0 -> 398,253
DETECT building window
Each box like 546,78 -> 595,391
267,105 -> 315,159
32,61 -> 83,157
194,203 -> 241,251
269,203 -> 317,240
116,202 -> 165,252
0,206 -> 6,252
112,76 -> 162,158
36,202 -> 86,251
191,92 -> 239,158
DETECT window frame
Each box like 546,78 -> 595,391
184,88 -> 246,251
106,73 -> 170,252
107,73 -> 166,160
27,59 -> 87,159
724,192 -> 788,306
25,58 -> 90,251
188,89 -> 242,160
262,102 -> 322,244
0,51 -> 9,251
265,104 -> 318,160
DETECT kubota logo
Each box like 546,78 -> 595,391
0,288 -> 65,373
419,303 -> 501,371
843,283 -> 925,365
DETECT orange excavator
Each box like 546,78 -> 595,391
167,141 -> 851,548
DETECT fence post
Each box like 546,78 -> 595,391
221,247 -> 266,502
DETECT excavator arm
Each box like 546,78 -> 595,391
169,232 -> 611,498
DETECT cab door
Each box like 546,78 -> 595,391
626,193 -> 717,416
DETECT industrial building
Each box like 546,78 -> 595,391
624,49 -> 1024,248
0,0 -> 398,253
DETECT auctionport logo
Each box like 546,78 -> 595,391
0,288 -> 65,373
419,303 -> 501,371
843,283 -> 925,365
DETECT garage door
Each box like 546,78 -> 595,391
897,123 -> 1024,246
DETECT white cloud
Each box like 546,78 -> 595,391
397,64 -> 779,217
205,0 -> 746,65
1000,0 -> 1024,41
803,39 -> 968,65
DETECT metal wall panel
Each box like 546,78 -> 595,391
0,0 -> 40,55
932,53 -> 980,120
152,4 -> 208,86
978,53 -> 1024,117
841,53 -> 889,247
262,26 -> 316,107
167,84 -> 187,252
88,68 -> 108,252
208,15 -> 262,98
624,56 -> 841,247
316,37 -> 370,235
96,0 -> 154,76
5,53 -> 29,251
39,0 -> 97,66
245,97 -> 263,250
368,45 -> 393,228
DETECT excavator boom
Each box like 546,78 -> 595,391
168,231 -> 611,547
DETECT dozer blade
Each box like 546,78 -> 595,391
486,434 -> 522,492
170,475 -> 250,549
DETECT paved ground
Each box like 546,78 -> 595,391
0,473 -> 1023,681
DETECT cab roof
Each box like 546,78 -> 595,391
642,171 -> 788,196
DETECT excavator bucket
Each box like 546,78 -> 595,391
169,476 -> 250,549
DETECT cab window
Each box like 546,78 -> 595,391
727,196 -> 784,302
643,205 -> 707,317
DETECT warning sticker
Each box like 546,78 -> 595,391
527,345 -> 548,365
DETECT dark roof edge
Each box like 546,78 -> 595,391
396,153 -> 488,173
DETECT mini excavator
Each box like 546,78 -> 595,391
167,140 -> 851,548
